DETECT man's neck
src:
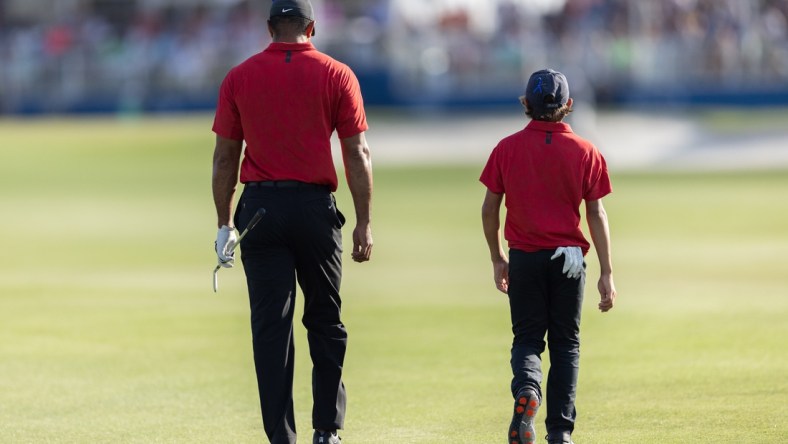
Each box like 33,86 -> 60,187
272,36 -> 310,44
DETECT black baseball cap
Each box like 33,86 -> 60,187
270,0 -> 314,21
525,69 -> 569,114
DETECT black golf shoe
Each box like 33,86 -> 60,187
508,388 -> 540,444
313,430 -> 341,444
546,431 -> 574,444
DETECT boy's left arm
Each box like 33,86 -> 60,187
586,198 -> 617,312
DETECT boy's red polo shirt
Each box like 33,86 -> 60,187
480,120 -> 612,255
212,42 -> 368,191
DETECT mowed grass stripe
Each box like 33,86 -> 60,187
0,117 -> 786,443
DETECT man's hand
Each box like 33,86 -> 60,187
597,273 -> 616,312
550,246 -> 584,279
351,223 -> 373,262
215,225 -> 238,268
492,257 -> 509,294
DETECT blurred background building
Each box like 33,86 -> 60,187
1,0 -> 787,114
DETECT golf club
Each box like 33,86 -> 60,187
213,207 -> 266,292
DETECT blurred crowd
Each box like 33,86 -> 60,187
1,0 -> 787,113
0,1 -> 273,112
389,0 -> 788,103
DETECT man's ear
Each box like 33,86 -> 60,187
306,21 -> 315,37
566,98 -> 574,107
519,96 -> 528,107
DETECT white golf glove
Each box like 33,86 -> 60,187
215,225 -> 238,268
550,246 -> 584,279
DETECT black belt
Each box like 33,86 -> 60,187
245,180 -> 328,191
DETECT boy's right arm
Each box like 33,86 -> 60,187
586,199 -> 617,312
482,189 -> 509,294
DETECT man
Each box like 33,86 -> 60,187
479,69 -> 616,444
211,1 -> 373,443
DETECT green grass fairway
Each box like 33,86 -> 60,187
1,116 -> 786,443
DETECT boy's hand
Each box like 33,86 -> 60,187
492,258 -> 509,294
597,273 -> 616,312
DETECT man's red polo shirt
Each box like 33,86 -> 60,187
212,42 -> 368,191
480,120 -> 612,255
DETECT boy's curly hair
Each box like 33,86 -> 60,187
522,95 -> 573,122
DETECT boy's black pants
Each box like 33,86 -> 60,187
507,248 -> 585,436
235,183 -> 347,444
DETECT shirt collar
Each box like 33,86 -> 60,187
525,120 -> 573,133
266,42 -> 315,52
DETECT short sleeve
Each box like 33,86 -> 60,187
334,67 -> 368,139
212,70 -> 244,141
480,147 -> 505,194
583,148 -> 612,201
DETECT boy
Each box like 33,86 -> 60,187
479,69 -> 616,444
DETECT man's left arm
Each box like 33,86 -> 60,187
340,132 -> 373,263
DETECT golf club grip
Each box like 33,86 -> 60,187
236,207 -> 267,243
248,207 -> 266,230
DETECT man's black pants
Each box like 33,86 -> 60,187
235,183 -> 347,444
507,248 -> 585,436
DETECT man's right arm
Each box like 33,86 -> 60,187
340,132 -> 373,263
586,198 -> 617,312
212,135 -> 243,228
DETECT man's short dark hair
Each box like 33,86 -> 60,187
268,15 -> 312,38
